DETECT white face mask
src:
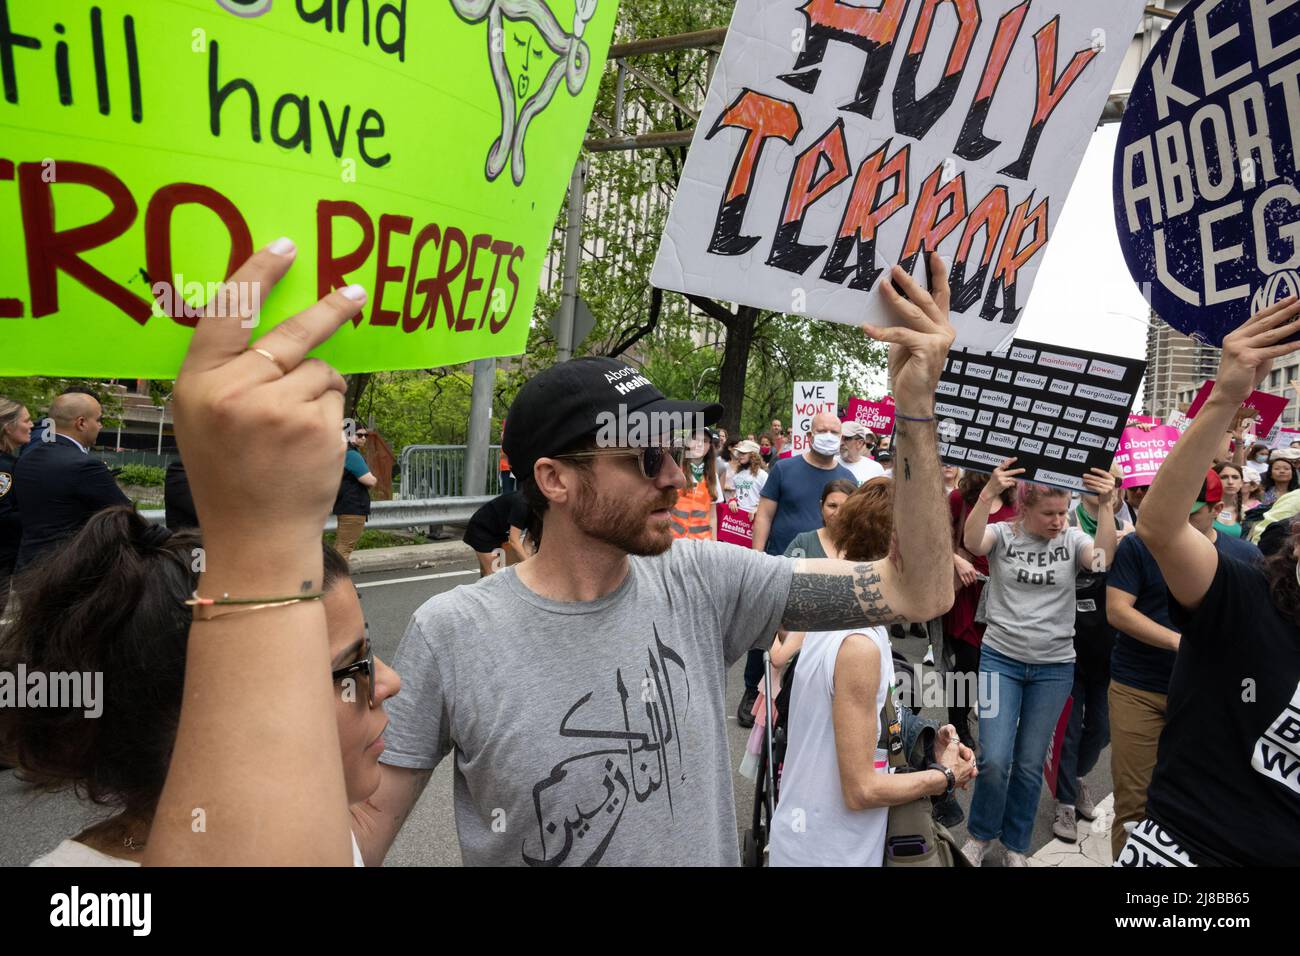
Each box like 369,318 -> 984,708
812,432 -> 841,456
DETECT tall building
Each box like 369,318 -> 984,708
1144,322 -> 1218,418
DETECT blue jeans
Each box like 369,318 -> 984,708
968,644 -> 1075,854
744,648 -> 765,692
1055,665 -> 1110,806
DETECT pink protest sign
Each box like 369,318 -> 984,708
716,504 -> 754,547
1186,382 -> 1288,438
845,397 -> 896,436
1114,426 -> 1181,488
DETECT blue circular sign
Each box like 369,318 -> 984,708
1115,0 -> 1300,346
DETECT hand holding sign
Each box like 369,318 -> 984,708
981,458 -> 1025,501
176,243 -> 358,558
1215,297 -> 1300,408
1080,467 -> 1117,506
867,253 -> 954,418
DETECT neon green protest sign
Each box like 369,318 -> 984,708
0,0 -> 615,375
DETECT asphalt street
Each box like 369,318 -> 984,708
0,558 -> 1112,866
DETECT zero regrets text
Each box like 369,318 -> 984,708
0,158 -> 527,336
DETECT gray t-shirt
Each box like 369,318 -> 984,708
981,522 -> 1092,664
380,539 -> 794,866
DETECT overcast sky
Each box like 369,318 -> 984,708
1017,123 -> 1153,360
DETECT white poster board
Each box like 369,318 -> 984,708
792,381 -> 839,454
652,0 -> 1148,351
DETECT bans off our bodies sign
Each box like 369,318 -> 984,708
0,0 -> 616,375
653,0 -> 1148,351
1115,0 -> 1300,346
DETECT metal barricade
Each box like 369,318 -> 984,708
399,445 -> 503,499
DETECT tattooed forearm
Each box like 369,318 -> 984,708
782,564 -> 909,630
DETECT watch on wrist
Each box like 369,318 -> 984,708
928,763 -> 956,798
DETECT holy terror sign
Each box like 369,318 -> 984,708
652,0 -> 1147,351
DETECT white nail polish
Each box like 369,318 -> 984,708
268,237 -> 296,256
340,284 -> 368,302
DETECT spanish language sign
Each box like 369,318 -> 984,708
1114,0 -> 1300,346
652,0 -> 1147,351
845,396 -> 896,436
791,380 -> 838,454
0,0 -> 616,375
936,339 -> 1145,491
1114,424 -> 1181,488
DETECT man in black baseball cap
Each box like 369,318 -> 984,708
500,356 -> 721,551
361,254 -> 969,867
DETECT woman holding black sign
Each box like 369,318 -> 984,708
1119,297 -> 1300,867
959,460 -> 1117,866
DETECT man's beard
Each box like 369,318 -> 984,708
572,476 -> 678,557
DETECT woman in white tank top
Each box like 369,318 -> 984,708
770,478 -> 976,866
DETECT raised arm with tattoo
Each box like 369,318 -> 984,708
781,254 -> 956,631
1139,297 -> 1300,609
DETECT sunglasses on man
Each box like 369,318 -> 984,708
332,627 -> 375,708
552,443 -> 690,481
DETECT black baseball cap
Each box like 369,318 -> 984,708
502,357 -> 723,484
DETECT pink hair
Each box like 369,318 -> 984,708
1015,481 -> 1070,515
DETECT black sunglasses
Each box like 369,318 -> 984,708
553,444 -> 689,480
332,627 -> 375,708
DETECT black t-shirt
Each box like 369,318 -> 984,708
1144,554 -> 1300,865
1108,532 -> 1261,694
463,492 -> 529,553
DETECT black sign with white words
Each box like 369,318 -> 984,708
936,340 -> 1145,492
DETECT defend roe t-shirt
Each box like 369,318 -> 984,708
981,522 -> 1092,664
380,539 -> 794,866
1145,553 -> 1300,866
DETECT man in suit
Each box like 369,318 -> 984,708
13,392 -> 131,570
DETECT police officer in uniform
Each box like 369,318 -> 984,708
0,398 -> 34,612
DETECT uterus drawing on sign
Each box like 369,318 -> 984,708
450,0 -> 598,186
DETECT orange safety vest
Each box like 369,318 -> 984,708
671,477 -> 715,540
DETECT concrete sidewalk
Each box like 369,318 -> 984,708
1029,794 -> 1115,867
348,539 -> 476,574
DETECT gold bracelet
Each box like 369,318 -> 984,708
187,591 -> 323,622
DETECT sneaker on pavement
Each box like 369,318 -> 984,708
960,838 -> 990,867
736,687 -> 758,729
1004,849 -> 1029,867
1052,802 -> 1078,843
1075,780 -> 1097,821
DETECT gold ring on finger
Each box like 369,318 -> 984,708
250,347 -> 289,376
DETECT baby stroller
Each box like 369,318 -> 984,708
742,650 -> 797,867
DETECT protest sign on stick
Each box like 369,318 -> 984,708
652,0 -> 1149,351
791,381 -> 838,454
0,0 -> 617,375
1115,0 -> 1300,347
936,340 -> 1144,491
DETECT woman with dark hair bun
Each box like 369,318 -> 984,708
0,507 -> 401,865
0,509 -> 400,868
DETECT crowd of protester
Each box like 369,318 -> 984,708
0,243 -> 1297,868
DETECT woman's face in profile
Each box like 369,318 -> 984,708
324,581 -> 401,806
